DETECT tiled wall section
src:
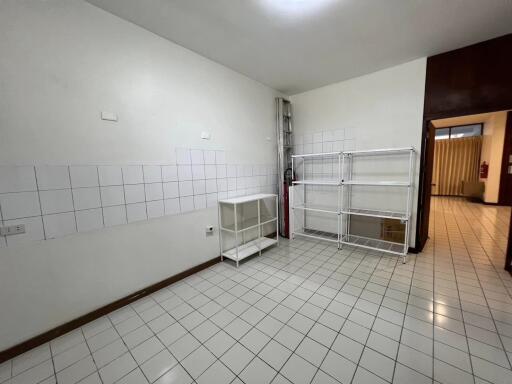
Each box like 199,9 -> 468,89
0,149 -> 277,247
292,129 -> 356,180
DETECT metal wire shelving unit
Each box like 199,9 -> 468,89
290,147 -> 415,263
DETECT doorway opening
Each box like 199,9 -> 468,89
421,110 -> 512,271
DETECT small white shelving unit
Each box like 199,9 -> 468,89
218,194 -> 278,267
290,147 -> 414,263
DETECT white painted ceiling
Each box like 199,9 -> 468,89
86,0 -> 512,95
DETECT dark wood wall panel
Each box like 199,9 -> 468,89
424,34 -> 512,120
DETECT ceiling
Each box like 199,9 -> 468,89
86,0 -> 512,95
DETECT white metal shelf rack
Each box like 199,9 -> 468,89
218,194 -> 278,267
290,147 -> 414,263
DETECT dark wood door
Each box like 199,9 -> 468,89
499,112 -> 512,206
417,121 -> 436,250
506,211 -> 512,273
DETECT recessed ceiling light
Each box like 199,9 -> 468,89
258,0 -> 337,19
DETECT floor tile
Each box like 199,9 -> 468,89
55,355 -> 96,384
220,343 -> 255,374
296,337 -> 328,366
280,354 -> 317,384
99,353 -> 137,384
320,350 -> 357,384
181,346 -> 216,379
258,340 -> 293,371
140,349 -> 178,383
240,357 -> 277,384
196,360 -> 235,384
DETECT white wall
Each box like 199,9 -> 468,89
290,59 -> 427,247
0,0 -> 279,351
480,112 -> 507,203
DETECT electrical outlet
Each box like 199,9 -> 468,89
205,226 -> 214,235
0,224 -> 26,236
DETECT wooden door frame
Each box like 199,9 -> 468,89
498,112 -> 512,205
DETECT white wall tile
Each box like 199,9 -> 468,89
334,129 -> 345,141
126,203 -> 147,223
146,200 -> 164,219
176,148 -> 191,165
216,165 -> 227,179
0,166 -> 37,193
190,149 -> 204,165
40,189 -> 73,215
70,166 -> 98,188
162,166 -> 178,182
98,166 -> 123,186
204,150 -> 216,164
164,198 -> 180,215
193,180 -> 206,195
236,165 -> 244,177
143,166 -> 162,183
100,186 -> 125,207
217,179 -> 228,192
43,212 -> 76,239
124,184 -> 145,204
180,196 -> 194,212
218,191 -> 228,200
177,165 -> 192,181
72,187 -> 101,210
323,131 -> 334,142
179,181 -> 193,197
206,193 -> 218,208
4,216 -> 45,246
191,165 -> 205,180
35,166 -> 70,190
303,133 -> 312,144
122,166 -> 143,185
227,178 -> 236,191
103,205 -> 127,227
0,235 -> 6,248
204,165 -> 216,180
205,179 -> 217,194
144,183 -> 163,201
193,195 -> 206,210
227,165 -> 236,178
163,182 -> 179,199
76,209 -> 103,232
215,151 -> 226,165
0,192 -> 41,219
313,132 -> 323,143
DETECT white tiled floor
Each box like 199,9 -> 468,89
2,196 -> 512,384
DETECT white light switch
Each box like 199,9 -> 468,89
201,131 -> 211,140
101,111 -> 118,122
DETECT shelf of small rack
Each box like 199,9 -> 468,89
341,208 -> 409,221
292,203 -> 339,215
341,234 -> 405,256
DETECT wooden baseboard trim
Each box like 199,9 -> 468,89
0,256 -> 221,364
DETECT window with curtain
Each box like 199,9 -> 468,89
432,135 -> 482,196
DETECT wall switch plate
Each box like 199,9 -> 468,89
205,225 -> 214,234
0,224 -> 26,236
201,131 -> 211,140
101,111 -> 118,122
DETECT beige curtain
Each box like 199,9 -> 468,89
432,136 -> 482,196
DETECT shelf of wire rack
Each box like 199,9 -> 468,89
289,147 -> 415,263
218,193 -> 278,267
290,152 -> 343,245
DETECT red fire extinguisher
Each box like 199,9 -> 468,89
480,161 -> 489,179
